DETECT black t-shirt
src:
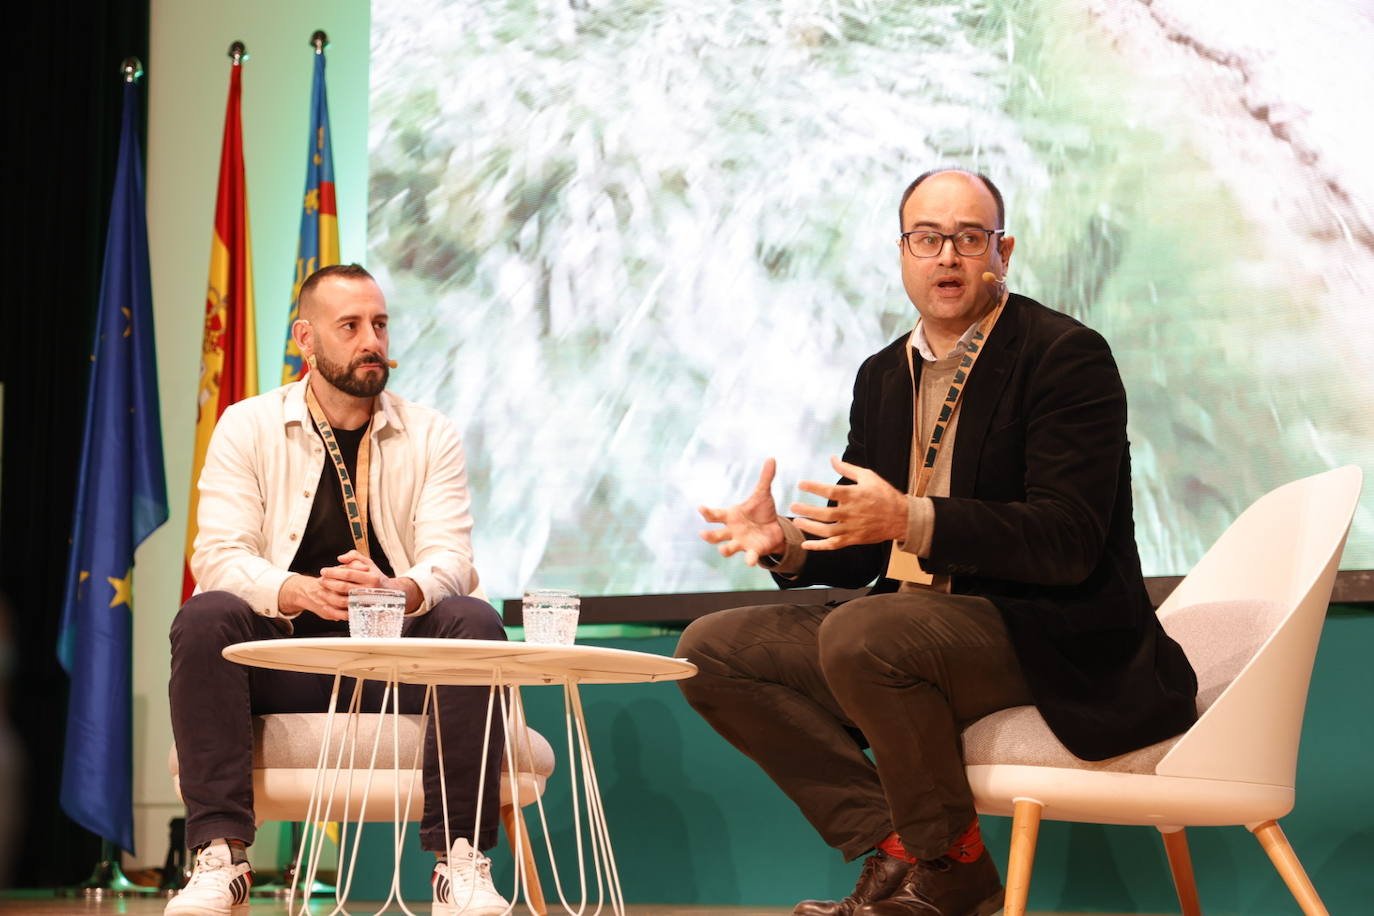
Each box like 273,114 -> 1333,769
289,422 -> 396,634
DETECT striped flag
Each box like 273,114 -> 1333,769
58,73 -> 168,853
184,51 -> 257,601
281,41 -> 339,383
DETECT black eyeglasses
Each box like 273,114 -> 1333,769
899,228 -> 1003,258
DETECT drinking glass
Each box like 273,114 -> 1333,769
347,587 -> 406,638
521,589 -> 580,645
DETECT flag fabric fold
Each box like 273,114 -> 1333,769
58,77 -> 169,853
281,47 -> 340,384
183,57 -> 258,601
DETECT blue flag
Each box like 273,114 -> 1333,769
57,78 -> 168,854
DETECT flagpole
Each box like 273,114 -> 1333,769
246,33 -> 338,899
264,30 -> 333,890
59,51 -> 168,902
279,27 -> 339,385
184,37 -> 257,600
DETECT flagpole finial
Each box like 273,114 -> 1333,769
120,57 -> 144,84
228,41 -> 248,65
311,30 -> 329,54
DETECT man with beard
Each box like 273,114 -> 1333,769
166,264 -> 509,916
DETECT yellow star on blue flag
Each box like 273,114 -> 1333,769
107,568 -> 134,608
57,77 -> 168,855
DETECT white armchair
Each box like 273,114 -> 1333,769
170,710 -> 555,914
962,465 -> 1362,916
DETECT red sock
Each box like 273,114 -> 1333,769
945,820 -> 984,863
876,831 -> 917,864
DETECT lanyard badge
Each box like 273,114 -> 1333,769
887,297 -> 1006,585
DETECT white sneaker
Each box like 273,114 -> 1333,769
165,843 -> 253,916
432,837 -> 509,916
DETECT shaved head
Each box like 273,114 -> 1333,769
297,263 -> 376,321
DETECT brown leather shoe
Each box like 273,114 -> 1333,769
853,851 -> 1003,916
793,849 -> 911,916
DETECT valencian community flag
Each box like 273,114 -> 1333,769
184,51 -> 258,601
58,73 -> 168,853
281,40 -> 340,384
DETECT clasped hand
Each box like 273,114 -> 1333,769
281,550 -> 396,621
699,456 -> 907,563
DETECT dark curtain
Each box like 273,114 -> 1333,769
0,0 -> 151,888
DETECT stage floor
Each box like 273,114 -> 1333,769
0,894 -> 1150,915
0,900 -> 802,915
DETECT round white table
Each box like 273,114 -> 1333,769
223,637 -> 697,916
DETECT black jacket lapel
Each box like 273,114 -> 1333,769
875,346 -> 915,492
949,295 -> 1023,497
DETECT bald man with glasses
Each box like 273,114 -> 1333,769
678,170 -> 1198,916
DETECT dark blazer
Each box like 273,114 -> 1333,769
778,293 -> 1198,760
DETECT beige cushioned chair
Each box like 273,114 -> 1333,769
171,711 -> 555,914
962,465 -> 1362,916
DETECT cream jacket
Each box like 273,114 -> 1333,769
191,380 -> 477,618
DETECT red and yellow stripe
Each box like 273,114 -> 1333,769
183,60 -> 258,601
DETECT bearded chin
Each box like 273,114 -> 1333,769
318,356 -> 388,398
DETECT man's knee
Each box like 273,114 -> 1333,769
676,610 -> 739,705
170,591 -> 258,650
675,611 -> 723,666
817,593 -> 1000,684
677,603 -> 816,699
816,594 -> 955,680
814,598 -> 883,676
411,595 -> 506,641
675,605 -> 765,673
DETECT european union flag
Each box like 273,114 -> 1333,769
57,76 -> 168,854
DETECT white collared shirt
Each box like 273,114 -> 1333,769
191,379 -> 478,618
910,316 -> 983,362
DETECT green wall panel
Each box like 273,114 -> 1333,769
344,616 -> 1373,913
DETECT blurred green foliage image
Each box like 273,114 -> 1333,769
368,0 -> 1374,602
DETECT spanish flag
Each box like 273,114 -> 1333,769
281,39 -> 339,384
183,49 -> 257,601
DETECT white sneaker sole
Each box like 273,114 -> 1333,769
431,894 -> 510,916
164,901 -> 248,916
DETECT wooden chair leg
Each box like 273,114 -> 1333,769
1251,819 -> 1329,916
1157,827 -> 1203,916
1003,799 -> 1043,916
501,803 -> 547,916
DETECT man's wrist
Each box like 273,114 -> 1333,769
278,575 -> 304,614
385,576 -> 423,613
892,490 -> 911,541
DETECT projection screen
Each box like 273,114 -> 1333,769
367,0 -> 1374,604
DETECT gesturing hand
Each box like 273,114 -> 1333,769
792,456 -> 907,550
699,458 -> 787,566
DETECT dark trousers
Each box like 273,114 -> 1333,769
676,591 -> 1033,861
170,591 -> 507,852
